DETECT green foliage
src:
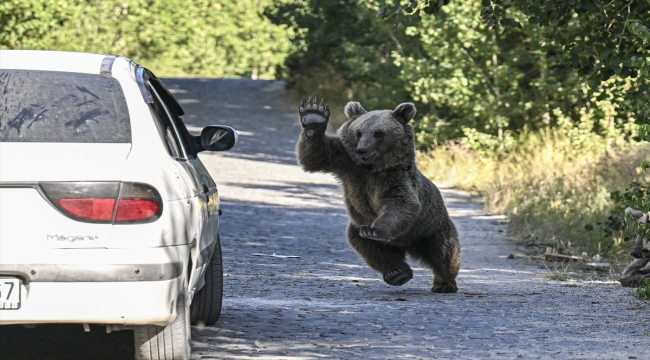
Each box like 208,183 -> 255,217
622,19 -> 650,133
380,0 -> 650,88
396,0 -> 630,146
0,0 -> 74,50
608,183 -> 650,238
274,1 -> 645,151
636,278 -> 650,300
605,19 -> 650,241
0,0 -> 296,78
480,1 -> 650,81
481,2 -> 650,173
267,0 -> 416,123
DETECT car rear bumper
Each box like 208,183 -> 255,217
0,279 -> 183,326
0,246 -> 189,326
0,262 -> 182,282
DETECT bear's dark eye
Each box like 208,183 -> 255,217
356,131 -> 362,139
373,131 -> 384,139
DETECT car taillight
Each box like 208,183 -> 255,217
115,199 -> 159,221
40,182 -> 162,224
59,198 -> 116,221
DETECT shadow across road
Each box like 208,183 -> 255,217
0,324 -> 133,360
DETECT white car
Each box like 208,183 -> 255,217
0,50 -> 237,359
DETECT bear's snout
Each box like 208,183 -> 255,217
356,146 -> 376,162
357,144 -> 375,162
356,147 -> 368,156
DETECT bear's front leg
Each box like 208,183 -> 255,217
359,225 -> 390,242
348,224 -> 413,286
359,197 -> 422,244
296,97 -> 348,173
299,97 -> 330,137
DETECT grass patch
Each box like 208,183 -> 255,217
418,128 -> 650,260
636,279 -> 650,300
545,272 -> 568,281
544,262 -> 571,281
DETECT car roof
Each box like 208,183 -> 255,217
0,50 -> 108,74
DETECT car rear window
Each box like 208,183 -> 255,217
0,69 -> 131,143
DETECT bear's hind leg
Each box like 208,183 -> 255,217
410,235 -> 460,293
347,224 -> 413,286
432,275 -> 458,294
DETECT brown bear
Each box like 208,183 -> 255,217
296,97 -> 461,293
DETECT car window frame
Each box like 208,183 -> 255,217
147,74 -> 199,159
147,82 -> 192,161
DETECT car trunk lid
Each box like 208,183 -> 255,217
0,143 -> 132,252
0,143 -> 131,182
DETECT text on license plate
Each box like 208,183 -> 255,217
0,277 -> 22,310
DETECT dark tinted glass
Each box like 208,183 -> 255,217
0,70 -> 131,143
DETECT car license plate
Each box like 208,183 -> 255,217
0,277 -> 21,310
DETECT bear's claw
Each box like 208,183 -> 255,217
299,97 -> 330,127
359,225 -> 390,242
383,268 -> 412,286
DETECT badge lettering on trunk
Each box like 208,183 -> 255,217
47,234 -> 99,243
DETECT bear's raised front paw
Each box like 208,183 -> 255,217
383,268 -> 413,286
359,225 -> 390,242
299,97 -> 330,130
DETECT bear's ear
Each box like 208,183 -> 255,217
393,103 -> 417,124
344,101 -> 367,120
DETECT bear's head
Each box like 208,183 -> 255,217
339,101 -> 417,171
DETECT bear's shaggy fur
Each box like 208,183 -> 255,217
296,98 -> 461,293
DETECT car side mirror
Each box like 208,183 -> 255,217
199,125 -> 238,152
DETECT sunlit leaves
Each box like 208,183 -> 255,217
0,0 -> 74,50
627,19 -> 650,44
480,1 -> 650,95
398,0 -> 607,145
1,0 -> 296,78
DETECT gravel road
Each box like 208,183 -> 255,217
169,78 -> 650,360
1,78 -> 647,359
